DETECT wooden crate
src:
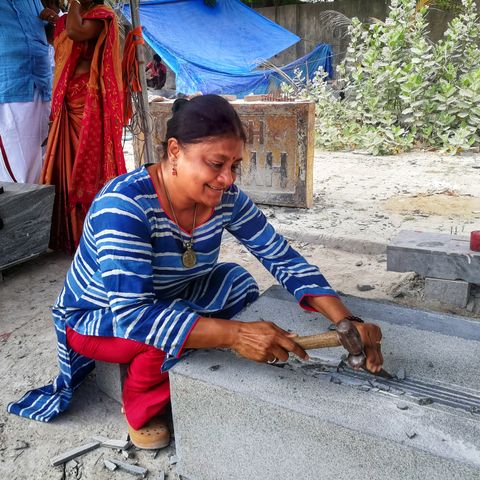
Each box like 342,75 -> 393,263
134,100 -> 315,208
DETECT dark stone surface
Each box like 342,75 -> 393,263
0,182 -> 54,270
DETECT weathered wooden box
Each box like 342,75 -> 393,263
134,100 -> 315,208
0,182 -> 55,270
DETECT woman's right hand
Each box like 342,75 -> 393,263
231,320 -> 309,364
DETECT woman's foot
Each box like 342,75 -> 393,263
127,416 -> 170,450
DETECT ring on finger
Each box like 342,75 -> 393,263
267,357 -> 279,365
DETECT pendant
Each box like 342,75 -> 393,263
182,244 -> 197,268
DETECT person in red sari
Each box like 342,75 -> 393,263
146,54 -> 167,90
40,0 -> 126,253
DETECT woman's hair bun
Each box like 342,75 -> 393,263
172,98 -> 189,114
162,94 -> 246,159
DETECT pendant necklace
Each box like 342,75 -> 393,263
159,165 -> 198,268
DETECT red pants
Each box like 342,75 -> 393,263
66,327 -> 170,429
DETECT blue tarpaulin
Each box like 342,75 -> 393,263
123,0 -> 333,96
163,43 -> 334,98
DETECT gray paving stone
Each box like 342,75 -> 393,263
425,277 -> 471,308
95,361 -> 127,404
0,182 -> 54,270
387,230 -> 480,284
169,286 -> 480,480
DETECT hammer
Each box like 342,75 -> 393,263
292,319 -> 366,370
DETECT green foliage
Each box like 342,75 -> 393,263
282,0 -> 480,155
432,0 -> 463,13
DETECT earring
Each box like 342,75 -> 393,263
172,165 -> 177,176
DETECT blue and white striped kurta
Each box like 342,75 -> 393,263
8,166 -> 337,422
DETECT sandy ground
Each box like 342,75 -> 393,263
1,148 -> 479,479
124,140 -> 480,252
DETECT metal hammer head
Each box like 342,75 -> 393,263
336,319 -> 366,370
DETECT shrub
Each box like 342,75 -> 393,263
282,0 -> 480,155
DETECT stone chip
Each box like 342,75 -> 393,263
104,459 -> 117,471
396,367 -> 406,380
356,284 -> 375,292
50,441 -> 101,467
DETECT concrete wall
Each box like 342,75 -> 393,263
258,1 -> 478,72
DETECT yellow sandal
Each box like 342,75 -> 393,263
127,415 -> 170,450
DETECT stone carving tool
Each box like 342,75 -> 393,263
292,318 -> 393,378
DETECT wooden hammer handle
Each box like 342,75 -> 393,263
293,331 -> 341,350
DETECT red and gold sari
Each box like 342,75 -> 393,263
41,5 -> 126,253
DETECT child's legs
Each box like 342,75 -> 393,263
66,327 -> 169,429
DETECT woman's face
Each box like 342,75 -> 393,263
168,135 -> 244,209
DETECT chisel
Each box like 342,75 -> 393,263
292,319 -> 393,378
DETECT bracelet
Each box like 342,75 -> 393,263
329,314 -> 364,331
71,0 -> 81,5
344,315 -> 364,324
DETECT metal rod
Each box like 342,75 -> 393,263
129,0 -> 155,167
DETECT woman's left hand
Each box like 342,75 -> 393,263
39,7 -> 58,24
351,321 -> 384,373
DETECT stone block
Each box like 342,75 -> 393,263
425,277 -> 471,308
95,361 -> 128,404
169,286 -> 480,480
243,94 -> 268,102
0,182 -> 55,270
134,100 -> 315,208
387,230 -> 480,284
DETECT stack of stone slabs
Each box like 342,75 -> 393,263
387,230 -> 480,308
169,285 -> 480,480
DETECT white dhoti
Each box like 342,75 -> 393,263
0,88 -> 50,184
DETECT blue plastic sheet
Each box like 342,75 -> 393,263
123,0 -> 332,96
166,44 -> 334,97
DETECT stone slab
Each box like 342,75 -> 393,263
169,286 -> 480,480
0,182 -> 55,270
387,230 -> 480,284
95,361 -> 128,404
425,277 -> 471,308
270,286 -> 480,343
134,100 -> 315,208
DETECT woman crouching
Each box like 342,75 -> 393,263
8,95 -> 383,449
